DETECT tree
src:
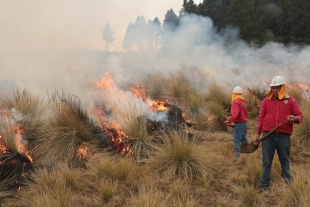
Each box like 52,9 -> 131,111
163,9 -> 179,31
149,17 -> 162,49
102,22 -> 114,51
123,22 -> 135,51
182,0 -> 198,14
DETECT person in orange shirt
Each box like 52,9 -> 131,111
224,86 -> 248,160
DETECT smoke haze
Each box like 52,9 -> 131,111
1,1 -> 309,101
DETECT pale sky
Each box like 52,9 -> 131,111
0,0 -> 203,51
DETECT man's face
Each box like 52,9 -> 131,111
271,85 -> 282,97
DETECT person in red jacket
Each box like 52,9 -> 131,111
224,86 -> 248,160
254,76 -> 303,193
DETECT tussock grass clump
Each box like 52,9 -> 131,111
0,89 -> 45,152
192,82 -> 231,131
4,162 -> 85,207
279,170 -> 310,207
294,98 -> 310,143
98,180 -> 117,204
246,87 -> 268,101
142,71 -> 168,100
124,116 -> 155,163
86,153 -> 140,184
244,154 -> 262,187
202,83 -> 231,132
31,91 -> 98,164
147,130 -> 215,181
129,185 -> 167,207
287,85 -> 304,104
243,89 -> 261,119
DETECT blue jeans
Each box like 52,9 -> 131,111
261,132 -> 292,188
233,122 -> 248,158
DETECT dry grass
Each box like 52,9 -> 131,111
278,170 -> 310,207
287,85 -> 304,104
200,82 -> 231,132
30,90 -> 97,164
142,70 -> 168,100
123,115 -> 155,163
1,69 -> 310,206
0,89 -> 45,152
294,98 -> 310,143
147,130 -> 216,181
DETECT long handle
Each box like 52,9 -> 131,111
258,119 -> 289,143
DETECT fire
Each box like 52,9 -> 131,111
149,100 -> 171,111
77,142 -> 88,159
295,82 -> 309,91
244,89 -> 262,108
103,121 -> 132,155
95,73 -> 117,91
0,134 -> 9,154
91,73 -> 188,156
91,106 -> 131,156
14,125 -> 33,163
130,84 -> 149,101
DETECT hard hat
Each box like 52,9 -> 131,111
270,76 -> 286,86
232,86 -> 243,93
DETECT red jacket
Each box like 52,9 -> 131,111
256,95 -> 303,135
228,98 -> 248,123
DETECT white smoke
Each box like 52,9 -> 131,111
1,9 -> 310,106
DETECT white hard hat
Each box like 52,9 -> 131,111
270,76 -> 286,86
232,86 -> 243,93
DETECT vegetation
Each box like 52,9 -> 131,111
0,67 -> 309,206
182,0 -> 310,45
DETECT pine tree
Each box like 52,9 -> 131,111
102,22 -> 114,51
163,9 -> 179,31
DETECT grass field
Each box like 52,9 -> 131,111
0,68 -> 309,207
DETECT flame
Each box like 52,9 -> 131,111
91,73 -> 189,157
14,125 -> 33,163
91,107 -> 131,156
0,134 -> 9,154
95,73 -> 117,91
149,100 -> 171,111
296,82 -> 309,90
77,142 -> 88,159
130,84 -> 149,101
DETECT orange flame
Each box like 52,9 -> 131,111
130,84 -> 149,101
95,73 -> 117,91
77,142 -> 88,160
14,125 -> 33,163
0,134 -> 9,154
91,107 -> 131,156
149,100 -> 171,111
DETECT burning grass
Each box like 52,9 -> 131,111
124,116 -> 155,163
31,90 -> 98,164
0,70 -> 310,206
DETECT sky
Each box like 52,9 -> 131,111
0,0 -> 203,51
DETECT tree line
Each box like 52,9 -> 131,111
102,0 -> 310,51
102,9 -> 180,51
182,0 -> 310,45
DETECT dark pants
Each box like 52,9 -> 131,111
261,132 -> 292,188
